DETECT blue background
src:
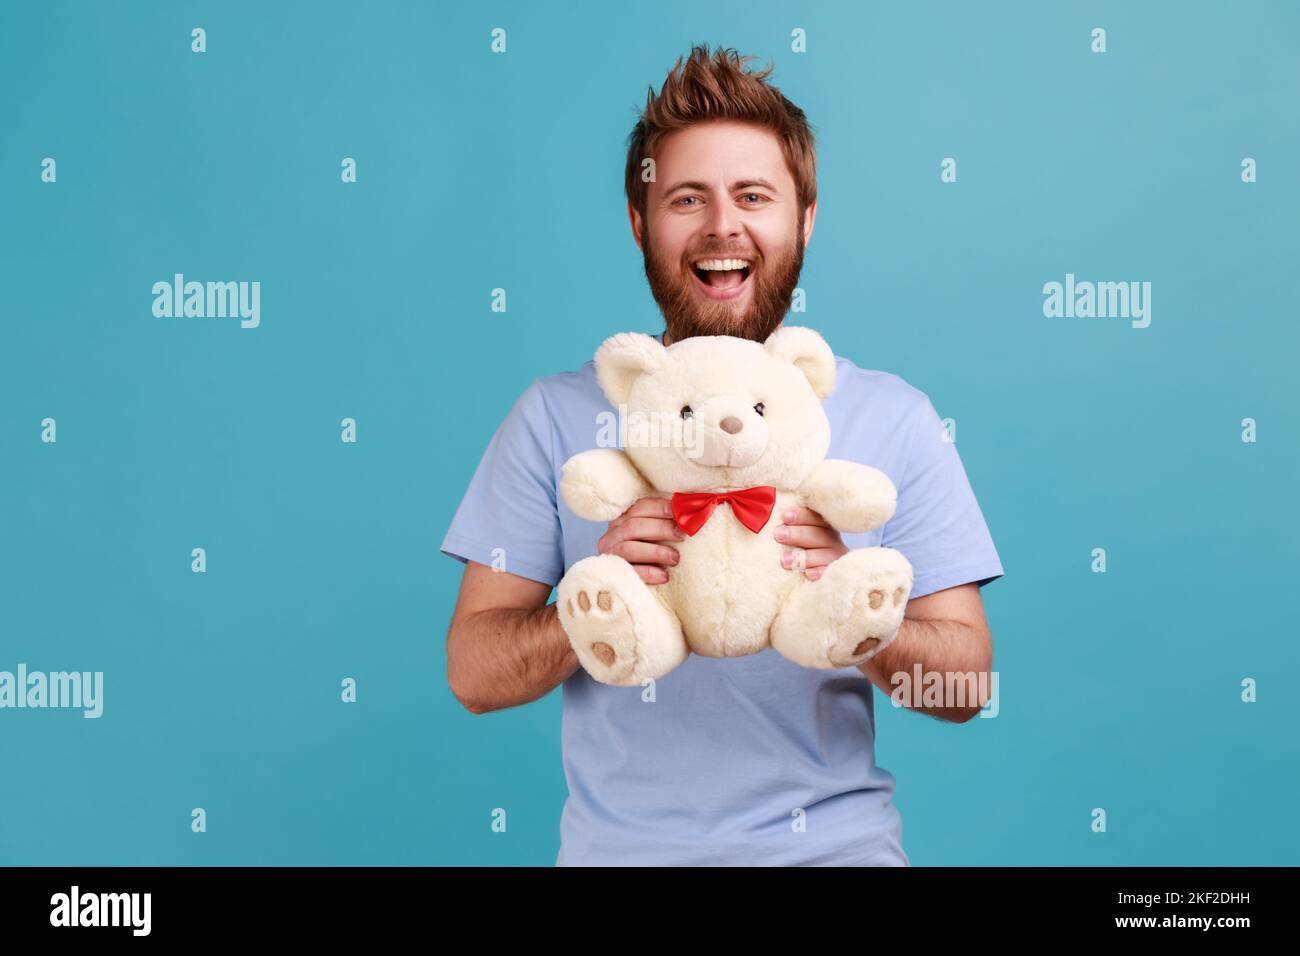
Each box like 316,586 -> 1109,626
2,0 -> 1296,865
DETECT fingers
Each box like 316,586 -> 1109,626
599,497 -> 684,586
614,497 -> 677,525
773,521 -> 839,551
632,564 -> 670,586
606,539 -> 680,567
597,527 -> 680,566
611,515 -> 685,544
778,505 -> 829,527
780,547 -> 841,572
775,507 -> 846,581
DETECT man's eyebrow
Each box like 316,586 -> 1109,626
662,178 -> 781,196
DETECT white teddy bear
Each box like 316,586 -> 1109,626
557,326 -> 913,687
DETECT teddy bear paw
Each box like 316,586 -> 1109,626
557,554 -> 690,686
828,585 -> 908,666
826,551 -> 913,667
561,585 -> 641,685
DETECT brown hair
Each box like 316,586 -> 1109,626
624,45 -> 818,222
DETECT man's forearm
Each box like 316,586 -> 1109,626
859,615 -> 993,723
449,604 -> 580,714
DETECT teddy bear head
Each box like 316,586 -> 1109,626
593,326 -> 836,493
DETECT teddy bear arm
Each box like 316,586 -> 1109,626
559,449 -> 655,522
797,458 -> 898,533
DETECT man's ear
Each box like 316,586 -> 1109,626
595,332 -> 667,406
628,201 -> 644,253
802,198 -> 817,248
764,326 -> 836,400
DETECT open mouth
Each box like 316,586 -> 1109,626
691,258 -> 752,300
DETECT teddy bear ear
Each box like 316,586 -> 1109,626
763,326 -> 836,399
594,332 -> 668,406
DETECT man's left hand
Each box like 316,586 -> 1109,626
773,506 -> 847,581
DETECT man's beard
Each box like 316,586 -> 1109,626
641,212 -> 805,345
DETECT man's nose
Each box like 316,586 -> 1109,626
720,416 -> 743,434
705,199 -> 740,238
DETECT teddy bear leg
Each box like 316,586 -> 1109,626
557,553 -> 689,687
770,547 -> 913,669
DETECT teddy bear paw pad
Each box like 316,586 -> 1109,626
852,637 -> 880,656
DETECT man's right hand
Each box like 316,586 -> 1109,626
597,497 -> 685,585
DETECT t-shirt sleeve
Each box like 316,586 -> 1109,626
439,379 -> 564,588
881,395 -> 1004,599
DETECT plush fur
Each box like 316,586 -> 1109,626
557,327 -> 913,687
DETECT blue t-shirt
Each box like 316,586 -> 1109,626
440,329 -> 1004,866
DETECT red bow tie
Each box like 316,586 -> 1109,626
670,486 -> 777,537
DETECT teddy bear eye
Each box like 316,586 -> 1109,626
754,402 -> 765,416
680,405 -> 694,420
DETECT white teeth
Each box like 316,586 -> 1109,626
694,258 -> 751,271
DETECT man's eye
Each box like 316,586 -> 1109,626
675,196 -> 700,207
680,405 -> 694,419
741,193 -> 768,204
754,402 -> 765,416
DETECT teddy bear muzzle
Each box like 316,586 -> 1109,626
683,400 -> 768,468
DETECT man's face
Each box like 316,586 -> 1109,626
630,120 -> 816,346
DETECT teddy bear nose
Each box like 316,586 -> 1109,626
720,416 -> 743,434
